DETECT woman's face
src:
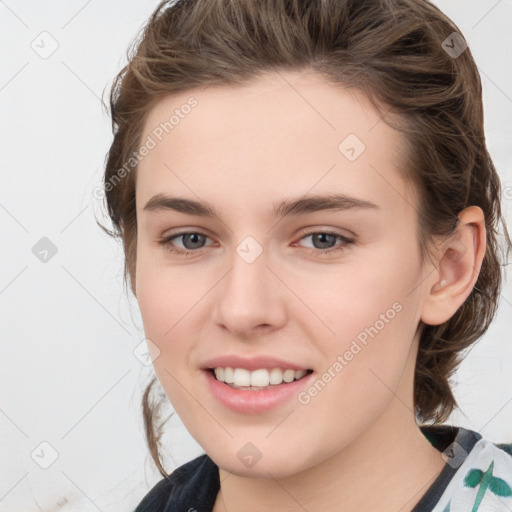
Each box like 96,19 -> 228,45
134,69 -> 433,477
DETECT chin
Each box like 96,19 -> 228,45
209,447 -> 315,480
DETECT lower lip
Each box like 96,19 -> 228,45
203,369 -> 315,414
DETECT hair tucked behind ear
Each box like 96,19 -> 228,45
98,0 -> 511,476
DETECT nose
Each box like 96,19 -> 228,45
211,242 -> 287,339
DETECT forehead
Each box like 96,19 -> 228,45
136,69 -> 414,219
141,69 -> 390,151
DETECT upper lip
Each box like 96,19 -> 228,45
201,355 -> 311,371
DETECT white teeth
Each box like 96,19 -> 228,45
224,367 -> 234,383
283,369 -> 295,383
233,368 -> 251,386
295,369 -> 307,379
212,367 -> 310,387
250,369 -> 269,387
269,368 -> 283,385
214,367 -> 224,381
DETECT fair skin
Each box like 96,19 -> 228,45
133,69 -> 486,512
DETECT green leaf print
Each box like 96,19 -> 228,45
463,460 -> 512,512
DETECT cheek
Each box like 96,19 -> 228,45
294,245 -> 420,394
135,257 -> 202,407
135,247 -> 205,337
135,250 -> 217,393
293,244 -> 419,339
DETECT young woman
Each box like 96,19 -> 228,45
99,0 -> 512,510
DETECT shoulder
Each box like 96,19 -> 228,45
495,440 -> 512,457
133,454 -> 219,512
468,434 -> 512,470
431,428 -> 512,512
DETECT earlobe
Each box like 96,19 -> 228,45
420,206 -> 486,326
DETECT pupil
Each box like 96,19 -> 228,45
314,233 -> 335,249
184,233 -> 204,249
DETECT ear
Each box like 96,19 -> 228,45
420,206 -> 486,326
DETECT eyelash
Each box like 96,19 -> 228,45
157,230 -> 354,257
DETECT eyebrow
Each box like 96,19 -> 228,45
143,192 -> 379,219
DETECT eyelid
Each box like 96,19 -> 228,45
294,225 -> 355,241
159,227 -> 213,242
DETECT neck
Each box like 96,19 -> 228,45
216,413 -> 444,512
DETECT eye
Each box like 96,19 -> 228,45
157,231 -> 213,256
294,231 -> 354,256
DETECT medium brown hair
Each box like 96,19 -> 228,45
98,0 -> 511,476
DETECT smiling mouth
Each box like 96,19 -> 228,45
207,367 -> 314,390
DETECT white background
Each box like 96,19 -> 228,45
1,1 -> 511,510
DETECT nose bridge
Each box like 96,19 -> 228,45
212,235 -> 286,334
